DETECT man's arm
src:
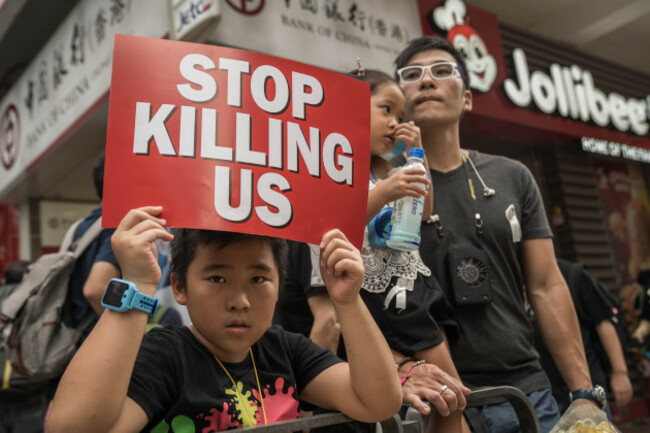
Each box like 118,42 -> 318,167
595,320 -> 633,406
82,261 -> 120,315
522,238 -> 592,391
307,292 -> 340,353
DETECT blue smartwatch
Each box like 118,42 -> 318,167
570,385 -> 607,409
101,278 -> 159,316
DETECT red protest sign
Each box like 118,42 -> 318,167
103,35 -> 370,248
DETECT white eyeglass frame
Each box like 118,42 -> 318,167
396,61 -> 461,84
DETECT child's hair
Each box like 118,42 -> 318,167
346,69 -> 397,96
170,229 -> 288,290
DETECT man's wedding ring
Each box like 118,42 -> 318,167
439,385 -> 449,394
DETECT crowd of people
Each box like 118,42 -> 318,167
0,36 -> 644,433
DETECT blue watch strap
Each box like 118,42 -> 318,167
131,291 -> 159,316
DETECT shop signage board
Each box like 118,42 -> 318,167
103,35 -> 370,248
0,0 -> 170,200
418,0 -> 650,146
504,49 -> 648,136
39,201 -> 97,251
169,0 -> 221,42
582,137 -> 650,164
208,0 -> 422,75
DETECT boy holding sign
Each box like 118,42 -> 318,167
47,206 -> 402,432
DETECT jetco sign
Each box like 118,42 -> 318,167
504,49 -> 649,137
169,0 -> 220,42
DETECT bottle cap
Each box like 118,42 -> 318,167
409,147 -> 425,160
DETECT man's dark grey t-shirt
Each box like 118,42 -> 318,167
420,150 -> 552,393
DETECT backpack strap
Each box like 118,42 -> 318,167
59,218 -> 85,253
69,218 -> 103,259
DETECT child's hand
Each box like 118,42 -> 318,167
319,229 -> 364,305
111,206 -> 174,288
394,120 -> 422,150
374,168 -> 429,204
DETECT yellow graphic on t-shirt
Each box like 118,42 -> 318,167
225,380 -> 259,427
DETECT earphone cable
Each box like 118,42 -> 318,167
465,152 -> 495,197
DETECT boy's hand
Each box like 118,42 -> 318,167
394,120 -> 422,151
111,206 -> 173,289
319,229 -> 364,305
374,168 -> 429,204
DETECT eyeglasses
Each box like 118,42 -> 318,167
396,62 -> 460,84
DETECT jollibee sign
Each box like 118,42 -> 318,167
103,35 -> 370,247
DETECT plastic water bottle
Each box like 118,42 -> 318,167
386,148 -> 426,251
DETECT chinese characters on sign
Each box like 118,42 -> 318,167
212,0 -> 421,76
23,0 -> 130,118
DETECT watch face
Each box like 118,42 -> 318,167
595,385 -> 607,405
102,280 -> 129,307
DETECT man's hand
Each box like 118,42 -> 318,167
401,362 -> 471,417
319,229 -> 364,306
111,206 -> 173,288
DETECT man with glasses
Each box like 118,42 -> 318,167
392,36 -> 599,433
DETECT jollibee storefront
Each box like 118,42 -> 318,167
417,0 -> 650,420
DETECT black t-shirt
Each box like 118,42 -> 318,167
128,325 -> 342,432
420,151 -> 552,393
273,241 -> 326,337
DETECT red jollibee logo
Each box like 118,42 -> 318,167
0,104 -> 19,170
225,0 -> 264,15
429,0 -> 497,93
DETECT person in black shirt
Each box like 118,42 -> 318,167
534,260 -> 632,413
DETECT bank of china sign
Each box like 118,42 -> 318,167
503,48 -> 649,137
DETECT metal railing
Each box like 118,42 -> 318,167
239,385 -> 541,433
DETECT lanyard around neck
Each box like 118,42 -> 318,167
461,152 -> 484,236
213,347 -> 268,426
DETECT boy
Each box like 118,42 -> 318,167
47,206 -> 402,432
